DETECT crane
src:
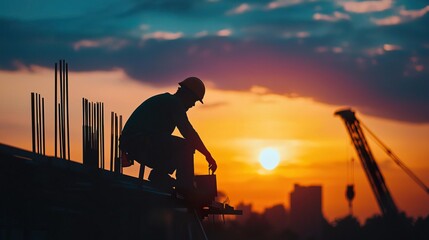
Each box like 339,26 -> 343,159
335,108 -> 429,219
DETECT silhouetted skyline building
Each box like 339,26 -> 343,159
263,204 -> 289,232
234,202 -> 253,225
290,183 -> 324,240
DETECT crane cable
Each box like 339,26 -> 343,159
360,121 -> 429,195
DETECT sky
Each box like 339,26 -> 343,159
1,0 -> 429,222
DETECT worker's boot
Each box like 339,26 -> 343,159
148,170 -> 175,191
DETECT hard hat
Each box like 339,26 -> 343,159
179,77 -> 205,103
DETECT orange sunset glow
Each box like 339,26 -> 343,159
2,2 -> 429,238
1,66 -> 428,223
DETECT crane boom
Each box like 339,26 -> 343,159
335,109 -> 399,218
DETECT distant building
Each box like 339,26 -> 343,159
263,204 -> 289,231
234,202 -> 253,224
290,183 -> 324,240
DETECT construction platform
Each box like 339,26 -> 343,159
0,143 -> 241,240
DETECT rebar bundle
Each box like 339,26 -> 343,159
82,98 -> 105,169
110,112 -> 122,173
31,92 -> 45,155
54,60 -> 70,160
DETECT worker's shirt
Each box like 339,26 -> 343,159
121,93 -> 196,140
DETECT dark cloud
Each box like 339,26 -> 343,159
1,1 -> 428,123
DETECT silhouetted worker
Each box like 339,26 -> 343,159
120,77 -> 217,196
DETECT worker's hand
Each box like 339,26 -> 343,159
207,155 -> 217,174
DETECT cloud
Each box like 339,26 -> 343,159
1,0 -> 429,123
73,38 -> 129,51
339,0 -> 393,13
267,0 -> 302,10
400,5 -> 429,19
372,15 -> 402,26
371,5 -> 429,26
142,31 -> 184,40
227,3 -> 252,15
217,29 -> 232,37
313,11 -> 350,22
383,44 -> 401,51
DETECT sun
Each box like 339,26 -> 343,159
259,148 -> 280,170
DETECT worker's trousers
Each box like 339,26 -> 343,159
120,134 -> 195,189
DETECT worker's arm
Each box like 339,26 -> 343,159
177,114 -> 217,173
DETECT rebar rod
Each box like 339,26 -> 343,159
59,61 -> 62,158
83,100 -> 85,163
37,94 -> 41,154
59,60 -> 63,159
31,93 -> 35,153
38,94 -> 42,154
119,115 -> 122,140
114,113 -> 118,172
89,102 -> 92,152
39,94 -> 42,154
110,112 -> 114,171
58,103 -> 63,159
98,103 -> 102,168
66,62 -> 70,160
87,99 -> 90,163
85,99 -> 89,165
54,63 -> 57,158
38,94 -> 43,154
119,115 -> 123,173
61,60 -> 66,160
92,102 -> 94,164
82,98 -> 85,162
36,93 -> 40,154
96,103 -> 99,166
101,103 -> 105,169
42,97 -> 45,155
96,103 -> 99,168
